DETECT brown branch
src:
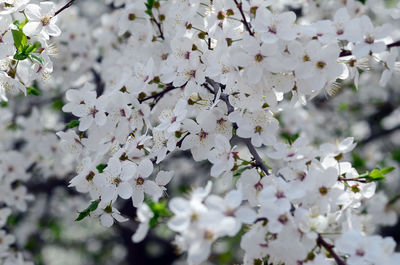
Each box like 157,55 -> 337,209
151,18 -> 164,40
359,124 -> 400,146
138,84 -> 182,104
205,77 -> 270,175
338,177 -> 367,183
233,0 -> 254,36
339,40 -> 400,57
54,0 -> 75,17
317,234 -> 346,265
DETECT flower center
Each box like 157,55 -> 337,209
316,61 -> 326,69
86,171 -> 95,182
136,177 -> 145,185
255,53 -> 264,62
319,186 -> 328,195
41,17 -> 51,26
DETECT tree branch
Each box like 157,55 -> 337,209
138,84 -> 183,105
359,124 -> 400,146
205,77 -> 270,175
317,234 -> 346,265
339,40 -> 400,57
233,0 -> 254,36
54,0 -> 75,17
151,18 -> 165,40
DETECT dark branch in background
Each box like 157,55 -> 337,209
359,124 -> 400,146
339,40 -> 400,57
54,0 -> 76,17
233,0 -> 254,36
139,84 -> 182,104
205,77 -> 270,175
151,18 -> 165,40
317,235 -> 346,265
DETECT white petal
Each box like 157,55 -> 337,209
112,212 -> 128,222
23,21 -> 41,36
235,207 -> 257,223
225,190 -> 242,209
100,214 -> 114,227
132,223 -> 149,243
155,171 -> 174,186
132,189 -> 144,207
25,4 -> 42,20
118,182 -> 133,199
167,215 -> 190,232
138,159 -> 153,178
144,181 -> 162,200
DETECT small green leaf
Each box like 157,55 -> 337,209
145,0 -> 155,16
13,19 -> 28,30
27,86 -> 41,96
13,52 -> 29,60
29,54 -> 45,65
357,167 -> 395,182
368,168 -> 385,181
67,120 -> 80,128
233,166 -> 251,177
52,99 -> 64,110
75,200 -> 100,221
11,29 -> 27,52
96,163 -> 107,173
381,167 -> 395,175
25,42 -> 41,54
145,199 -> 173,228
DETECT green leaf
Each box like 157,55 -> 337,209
96,163 -> 107,173
13,52 -> 29,60
52,99 -> 64,110
66,119 -> 80,128
145,0 -> 155,16
11,29 -> 27,52
13,19 -> 28,30
233,166 -> 251,177
1,102 -> 8,108
381,167 -> 395,175
357,167 -> 395,182
357,0 -> 366,4
280,131 -> 299,145
25,42 -> 41,54
75,200 -> 100,221
29,54 -> 45,65
368,168 -> 385,181
27,86 -> 41,96
392,148 -> 400,163
145,199 -> 173,228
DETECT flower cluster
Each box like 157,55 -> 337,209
1,0 -> 400,264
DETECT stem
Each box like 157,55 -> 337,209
339,40 -> 400,57
151,18 -> 164,40
54,0 -> 75,17
204,77 -> 270,175
338,177 -> 367,183
138,84 -> 183,104
233,0 -> 254,36
317,234 -> 346,265
388,194 -> 400,205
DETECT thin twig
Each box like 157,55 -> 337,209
205,77 -> 270,175
359,124 -> 400,146
54,0 -> 75,17
151,18 -> 164,40
339,40 -> 400,57
233,0 -> 254,36
317,234 -> 346,265
138,85 -> 181,103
